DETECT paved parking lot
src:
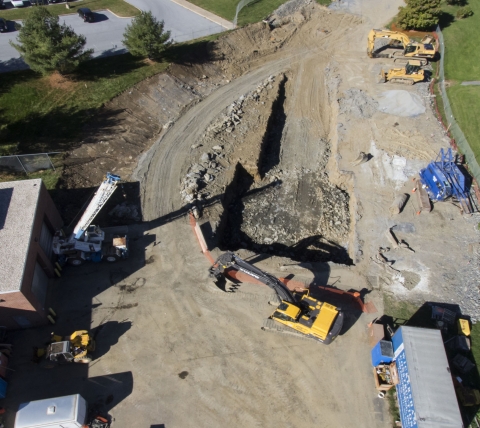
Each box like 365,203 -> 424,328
0,0 -> 227,72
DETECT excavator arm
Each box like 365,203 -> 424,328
367,29 -> 411,57
209,252 -> 295,303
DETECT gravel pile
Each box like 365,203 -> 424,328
377,90 -> 426,117
339,88 -> 378,119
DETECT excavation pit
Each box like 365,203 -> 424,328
218,164 -> 353,265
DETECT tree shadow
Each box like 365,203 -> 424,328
0,57 -> 29,74
0,106 -> 125,154
438,12 -> 455,29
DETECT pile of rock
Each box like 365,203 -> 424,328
180,147 -> 224,204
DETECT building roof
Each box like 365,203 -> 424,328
393,326 -> 463,428
0,179 -> 42,293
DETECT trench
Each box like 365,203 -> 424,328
258,75 -> 287,177
218,163 -> 353,265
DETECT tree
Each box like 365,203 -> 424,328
10,8 -> 92,75
123,12 -> 172,60
397,0 -> 442,30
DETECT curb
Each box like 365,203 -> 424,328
167,0 -> 235,30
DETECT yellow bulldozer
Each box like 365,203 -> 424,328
367,29 -> 436,65
35,330 -> 95,366
378,60 -> 425,85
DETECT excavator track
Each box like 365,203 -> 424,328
389,78 -> 415,85
261,318 -> 321,343
393,56 -> 428,66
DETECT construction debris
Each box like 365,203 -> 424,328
389,193 -> 409,215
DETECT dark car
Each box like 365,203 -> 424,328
0,0 -> 5,9
0,17 -> 7,33
78,8 -> 94,22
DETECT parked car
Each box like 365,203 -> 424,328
0,17 -> 6,32
48,0 -> 65,4
0,0 -> 5,9
78,8 -> 94,22
11,0 -> 24,7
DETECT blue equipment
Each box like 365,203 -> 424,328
419,148 -> 473,213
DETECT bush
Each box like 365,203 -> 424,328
397,0 -> 442,30
123,11 -> 172,61
456,6 -> 473,18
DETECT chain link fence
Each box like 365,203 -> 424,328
0,152 -> 63,175
435,25 -> 480,190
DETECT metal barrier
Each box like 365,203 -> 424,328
0,152 -> 62,175
434,25 -> 480,193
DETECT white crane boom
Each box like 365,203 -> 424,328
73,173 -> 121,240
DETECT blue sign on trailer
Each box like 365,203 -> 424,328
391,326 -> 463,428
392,328 -> 417,428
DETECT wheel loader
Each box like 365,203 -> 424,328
367,29 -> 436,65
378,60 -> 424,85
35,330 -> 95,367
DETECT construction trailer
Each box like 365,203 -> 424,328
14,394 -> 87,428
392,326 -> 463,428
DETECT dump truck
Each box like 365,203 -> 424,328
210,252 -> 344,344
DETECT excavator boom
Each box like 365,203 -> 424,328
209,252 -> 344,344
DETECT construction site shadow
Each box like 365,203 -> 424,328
386,301 -> 479,426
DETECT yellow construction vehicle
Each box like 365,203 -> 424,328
378,60 -> 425,85
36,330 -> 95,366
209,252 -> 344,345
367,29 -> 435,65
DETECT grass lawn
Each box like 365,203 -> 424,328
185,0 -> 330,25
0,54 -> 168,154
441,0 -> 480,82
447,84 -> 480,165
1,0 -> 139,21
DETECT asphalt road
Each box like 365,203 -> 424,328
0,0 -> 226,73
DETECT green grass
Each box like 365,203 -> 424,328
1,0 -> 139,20
0,169 -> 61,189
184,0 -> 330,26
447,84 -> 480,164
441,0 -> 480,82
0,53 -> 169,154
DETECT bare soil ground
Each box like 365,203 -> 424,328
26,0 -> 480,426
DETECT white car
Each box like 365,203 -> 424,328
10,0 -> 24,7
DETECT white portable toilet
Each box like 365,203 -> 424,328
14,394 -> 87,428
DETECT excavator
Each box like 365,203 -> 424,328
35,330 -> 95,366
378,60 -> 425,85
209,252 -> 344,345
367,29 -> 436,65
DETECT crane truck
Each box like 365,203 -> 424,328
209,252 -> 344,345
367,29 -> 436,65
52,173 -> 129,266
